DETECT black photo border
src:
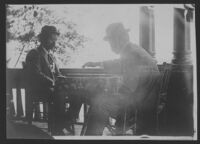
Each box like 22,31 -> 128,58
0,0 -> 199,144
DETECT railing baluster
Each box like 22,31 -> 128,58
16,87 -> 23,118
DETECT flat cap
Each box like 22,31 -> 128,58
40,25 -> 60,36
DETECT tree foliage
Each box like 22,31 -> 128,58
6,5 -> 88,67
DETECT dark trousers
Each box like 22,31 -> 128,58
25,89 -> 51,124
53,86 -> 83,133
84,94 -> 157,136
53,88 -> 66,133
135,108 -> 157,135
85,94 -> 125,135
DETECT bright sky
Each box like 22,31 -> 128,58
6,4 -> 196,68
57,4 -> 140,68
43,4 -> 196,68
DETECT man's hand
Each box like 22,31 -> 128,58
50,78 -> 55,86
82,62 -> 96,68
82,62 -> 102,68
57,75 -> 67,79
55,75 -> 66,86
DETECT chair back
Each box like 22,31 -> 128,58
22,61 -> 29,87
156,62 -> 172,134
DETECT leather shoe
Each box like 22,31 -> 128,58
64,124 -> 74,134
52,130 -> 65,136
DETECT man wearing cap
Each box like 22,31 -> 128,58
83,23 -> 160,135
25,25 -> 72,135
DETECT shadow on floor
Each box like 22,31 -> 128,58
6,120 -> 53,139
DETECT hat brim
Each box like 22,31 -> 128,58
38,31 -> 60,37
51,31 -> 60,35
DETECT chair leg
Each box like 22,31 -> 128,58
80,124 -> 86,136
80,105 -> 90,136
43,102 -> 48,120
156,111 -> 160,135
122,108 -> 127,135
106,122 -> 116,136
26,102 -> 34,125
48,102 -> 53,133
132,110 -> 137,135
34,102 -> 41,120
71,123 -> 75,135
80,116 -> 87,135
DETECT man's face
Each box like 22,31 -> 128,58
44,34 -> 58,51
107,37 -> 121,54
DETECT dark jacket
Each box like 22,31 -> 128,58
103,42 -> 160,110
25,45 -> 61,100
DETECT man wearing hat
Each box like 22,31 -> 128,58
25,25 -> 72,135
83,22 -> 160,135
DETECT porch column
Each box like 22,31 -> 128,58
139,6 -> 156,58
165,6 -> 194,136
172,8 -> 192,64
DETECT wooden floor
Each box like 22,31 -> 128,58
6,120 -> 53,139
7,119 -> 135,139
6,120 -> 111,139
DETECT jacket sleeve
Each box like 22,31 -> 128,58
55,64 -> 62,77
102,59 -> 122,74
25,49 -> 54,87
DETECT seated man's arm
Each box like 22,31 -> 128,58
83,59 -> 122,74
102,59 -> 122,74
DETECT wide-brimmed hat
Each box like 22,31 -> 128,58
104,22 -> 130,41
39,25 -> 60,37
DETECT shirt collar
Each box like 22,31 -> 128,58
120,42 -> 131,56
41,45 -> 49,55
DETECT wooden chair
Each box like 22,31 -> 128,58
105,106 -> 137,136
53,80 -> 76,135
156,62 -> 172,135
80,91 -> 137,136
106,62 -> 172,136
22,61 -> 54,134
80,101 -> 91,136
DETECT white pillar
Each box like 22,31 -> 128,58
172,8 -> 193,65
139,6 -> 156,58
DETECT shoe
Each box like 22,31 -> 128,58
64,124 -> 74,134
52,130 -> 65,136
64,119 -> 75,134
